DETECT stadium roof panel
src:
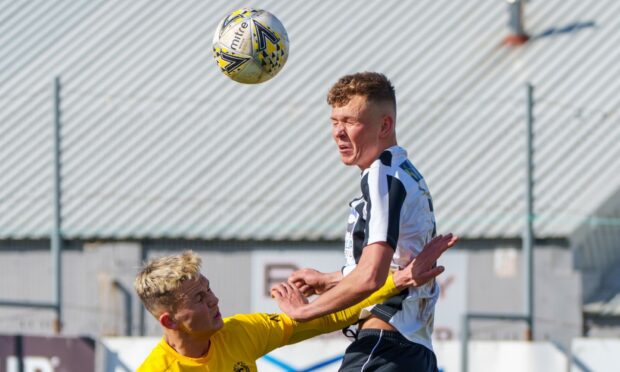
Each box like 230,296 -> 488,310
1,0 -> 619,240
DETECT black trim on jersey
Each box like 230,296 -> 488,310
355,173 -> 372,251
360,173 -> 371,256
379,150 -> 392,166
352,200 -> 366,263
370,288 -> 408,322
386,175 -> 407,250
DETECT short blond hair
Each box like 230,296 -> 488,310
134,250 -> 202,316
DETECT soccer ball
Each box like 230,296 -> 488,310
212,8 -> 289,84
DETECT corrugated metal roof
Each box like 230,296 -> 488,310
1,0 -> 620,240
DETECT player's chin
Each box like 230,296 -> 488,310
339,155 -> 356,166
214,318 -> 224,330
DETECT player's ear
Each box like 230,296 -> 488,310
380,115 -> 394,137
159,312 -> 177,330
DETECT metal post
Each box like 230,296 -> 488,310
52,76 -> 63,333
507,0 -> 526,36
139,245 -> 147,336
15,335 -> 24,372
524,83 -> 535,340
113,280 -> 133,336
461,314 -> 469,372
461,313 -> 531,372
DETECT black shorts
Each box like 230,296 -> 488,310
339,329 -> 438,372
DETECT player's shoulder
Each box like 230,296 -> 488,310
137,341 -> 176,372
225,312 -> 267,324
219,313 -> 290,345
223,313 -> 287,331
368,147 -> 410,172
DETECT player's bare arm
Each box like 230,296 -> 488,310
277,234 -> 458,321
281,243 -> 393,321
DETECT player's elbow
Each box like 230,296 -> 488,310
358,274 -> 384,294
357,270 -> 387,296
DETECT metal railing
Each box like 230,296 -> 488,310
461,312 -> 530,372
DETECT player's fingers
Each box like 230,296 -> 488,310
286,282 -> 309,304
431,234 -> 457,257
289,270 -> 308,282
287,273 -> 300,284
278,282 -> 290,295
422,235 -> 441,252
270,283 -> 284,298
290,279 -> 306,288
447,235 -> 459,248
424,234 -> 454,259
436,233 -> 452,249
416,266 -> 445,285
299,285 -> 313,296
427,265 -> 445,278
280,281 -> 299,297
286,281 -> 303,295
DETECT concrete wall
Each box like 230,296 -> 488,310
461,241 -> 582,348
0,241 -> 255,337
0,240 -> 582,347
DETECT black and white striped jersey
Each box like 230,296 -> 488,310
342,145 -> 438,351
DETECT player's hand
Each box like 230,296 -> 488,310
288,269 -> 340,296
393,233 -> 459,289
271,282 -> 308,320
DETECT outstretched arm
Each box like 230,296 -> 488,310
289,242 -> 392,321
271,233 -> 458,344
271,273 -> 399,345
277,234 -> 458,321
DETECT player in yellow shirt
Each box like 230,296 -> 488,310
134,234 -> 458,371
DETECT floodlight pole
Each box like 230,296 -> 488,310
460,85 -> 536,372
0,83 -> 64,332
524,83 -> 535,340
52,76 -> 63,333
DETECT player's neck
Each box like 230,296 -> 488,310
357,141 -> 399,170
164,331 -> 212,358
375,140 -> 398,159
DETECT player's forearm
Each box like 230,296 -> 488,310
322,271 -> 343,292
294,266 -> 387,321
286,274 -> 398,344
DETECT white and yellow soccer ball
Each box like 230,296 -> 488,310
212,8 -> 289,84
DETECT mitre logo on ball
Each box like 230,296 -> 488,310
212,8 -> 289,84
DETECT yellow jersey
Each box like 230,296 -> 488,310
137,275 -> 398,371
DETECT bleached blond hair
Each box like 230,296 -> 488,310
134,250 -> 202,316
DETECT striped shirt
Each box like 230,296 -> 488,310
342,145 -> 438,351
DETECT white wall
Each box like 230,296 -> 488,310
571,338 -> 620,372
102,337 -> 595,372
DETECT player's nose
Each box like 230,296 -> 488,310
333,124 -> 346,138
208,293 -> 219,307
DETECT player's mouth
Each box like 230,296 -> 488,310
214,310 -> 221,320
338,145 -> 352,154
